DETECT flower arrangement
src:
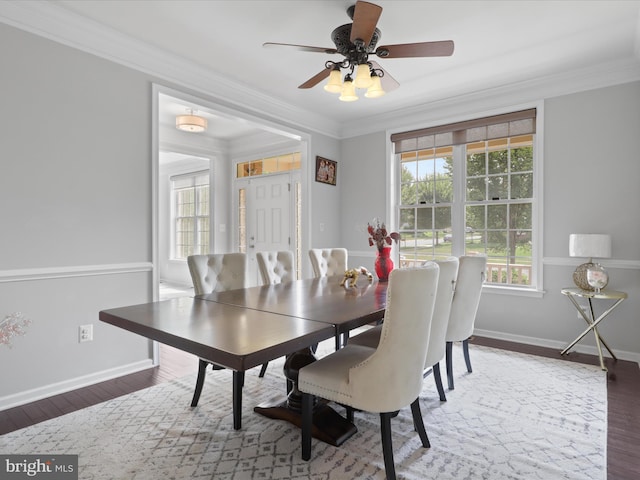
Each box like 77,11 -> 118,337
1,312 -> 31,348
367,218 -> 400,252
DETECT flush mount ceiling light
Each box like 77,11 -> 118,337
176,110 -> 207,133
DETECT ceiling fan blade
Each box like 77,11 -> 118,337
298,68 -> 331,89
375,40 -> 455,58
350,1 -> 383,46
263,42 -> 338,55
370,61 -> 399,92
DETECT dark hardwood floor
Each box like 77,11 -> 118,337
1,338 -> 638,480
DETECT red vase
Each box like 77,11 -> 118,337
374,247 -> 394,282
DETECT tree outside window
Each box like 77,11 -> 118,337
397,134 -> 535,287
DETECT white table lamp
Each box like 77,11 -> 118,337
569,234 -> 611,291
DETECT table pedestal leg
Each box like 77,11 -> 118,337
254,347 -> 357,447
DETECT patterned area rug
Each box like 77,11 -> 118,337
0,342 -> 606,479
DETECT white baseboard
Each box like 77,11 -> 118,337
474,328 -> 640,365
0,359 -> 154,411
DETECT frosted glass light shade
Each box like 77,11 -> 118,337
339,77 -> 358,102
569,234 -> 611,259
176,114 -> 207,133
324,69 -> 342,93
354,63 -> 373,89
364,74 -> 385,98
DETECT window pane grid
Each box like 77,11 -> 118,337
172,174 -> 210,260
397,129 -> 535,287
465,135 -> 533,286
398,146 -> 454,267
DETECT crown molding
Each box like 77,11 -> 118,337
0,1 -> 341,139
2,1 -> 639,141
341,57 -> 640,138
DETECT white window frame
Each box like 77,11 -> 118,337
389,104 -> 544,297
170,170 -> 210,260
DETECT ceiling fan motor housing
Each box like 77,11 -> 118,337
331,23 -> 381,63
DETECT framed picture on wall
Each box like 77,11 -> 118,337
315,156 -> 337,186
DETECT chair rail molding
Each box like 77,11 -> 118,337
543,257 -> 640,270
0,262 -> 153,283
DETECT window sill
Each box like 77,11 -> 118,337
168,258 -> 188,264
482,284 -> 544,298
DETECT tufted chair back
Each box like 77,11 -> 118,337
256,250 -> 295,285
187,253 -> 248,295
308,248 -> 348,277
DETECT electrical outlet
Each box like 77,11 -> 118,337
79,324 -> 93,343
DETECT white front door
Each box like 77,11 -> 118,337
245,174 -> 292,284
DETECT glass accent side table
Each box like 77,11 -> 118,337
560,287 -> 627,371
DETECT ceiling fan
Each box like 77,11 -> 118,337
263,0 -> 454,101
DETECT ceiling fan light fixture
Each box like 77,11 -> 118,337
353,63 -> 373,89
176,112 -> 207,133
268,1 -> 454,103
339,74 -> 358,102
324,67 -> 343,93
364,72 -> 385,98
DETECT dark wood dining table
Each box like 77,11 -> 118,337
198,275 -> 387,345
99,275 -> 387,444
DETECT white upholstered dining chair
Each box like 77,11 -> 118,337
308,248 -> 348,277
309,247 -> 350,348
255,250 -> 295,377
298,264 -> 439,480
349,257 -> 459,401
445,254 -> 487,390
187,253 -> 268,425
256,250 -> 295,285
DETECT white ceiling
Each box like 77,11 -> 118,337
30,1 -> 640,138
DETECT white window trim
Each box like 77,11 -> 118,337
170,170 -> 210,260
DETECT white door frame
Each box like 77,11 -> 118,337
152,84 -> 312,364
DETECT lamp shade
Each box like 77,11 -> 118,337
176,114 -> 207,133
569,234 -> 611,259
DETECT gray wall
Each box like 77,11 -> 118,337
0,23 -> 342,407
340,131 -> 389,273
339,82 -> 640,360
1,21 -> 638,410
0,24 -> 154,405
